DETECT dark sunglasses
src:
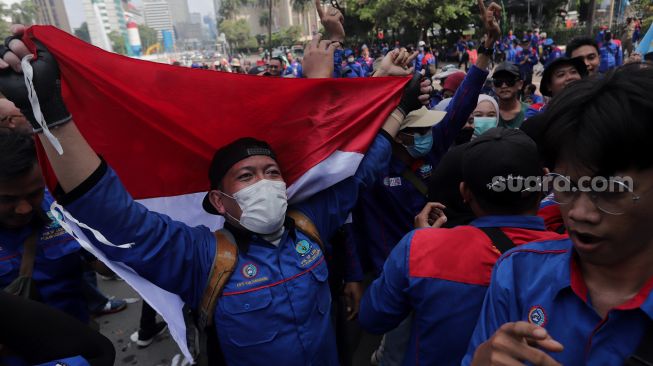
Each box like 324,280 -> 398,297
492,78 -> 518,87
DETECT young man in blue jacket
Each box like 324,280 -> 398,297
0,133 -> 90,323
359,128 -> 567,366
466,64 -> 653,365
0,27 -> 431,365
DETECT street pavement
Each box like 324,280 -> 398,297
97,279 -> 180,366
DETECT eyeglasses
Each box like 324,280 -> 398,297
492,79 -> 518,87
268,65 -> 279,70
545,173 -> 650,215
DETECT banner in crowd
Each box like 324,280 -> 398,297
26,26 -> 408,360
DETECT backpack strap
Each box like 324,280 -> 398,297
197,230 -> 238,330
625,322 -> 653,366
401,168 -> 428,197
287,209 -> 324,252
19,229 -> 39,278
478,227 -> 516,254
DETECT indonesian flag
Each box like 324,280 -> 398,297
26,26 -> 407,360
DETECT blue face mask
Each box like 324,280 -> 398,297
473,116 -> 497,137
405,132 -> 433,158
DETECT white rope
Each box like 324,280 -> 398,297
50,201 -> 135,249
21,54 -> 64,155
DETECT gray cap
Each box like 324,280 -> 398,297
492,62 -> 521,79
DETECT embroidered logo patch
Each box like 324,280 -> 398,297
418,164 -> 432,179
295,240 -> 311,255
242,263 -> 258,279
383,177 -> 402,187
528,305 -> 547,326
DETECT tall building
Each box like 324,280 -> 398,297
142,0 -> 174,40
238,0 -> 318,41
34,0 -> 72,33
167,0 -> 191,25
83,0 -> 128,51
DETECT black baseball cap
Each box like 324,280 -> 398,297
540,56 -> 588,97
202,137 -> 277,215
493,62 -> 521,80
462,128 -> 542,205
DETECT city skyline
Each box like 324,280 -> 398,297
0,0 -> 215,30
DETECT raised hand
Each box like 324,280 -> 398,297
373,48 -> 418,77
302,33 -> 339,78
478,0 -> 502,45
0,24 -> 71,132
315,0 -> 345,43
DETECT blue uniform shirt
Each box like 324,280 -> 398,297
0,190 -> 88,323
360,215 -> 566,366
346,65 -> 489,277
60,133 -> 392,366
463,239 -> 653,365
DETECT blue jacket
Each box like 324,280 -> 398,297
60,133 -> 392,366
516,48 -> 538,75
346,65 -> 489,277
600,41 -> 623,73
0,190 -> 88,323
463,238 -> 653,365
360,216 -> 566,366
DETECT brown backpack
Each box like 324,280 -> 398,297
188,210 -> 322,365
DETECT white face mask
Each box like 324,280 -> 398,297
222,179 -> 288,235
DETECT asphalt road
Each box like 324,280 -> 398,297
97,279 -> 180,366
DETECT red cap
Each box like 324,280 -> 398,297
442,71 -> 466,93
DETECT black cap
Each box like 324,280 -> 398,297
540,56 -> 588,97
493,62 -> 521,80
202,137 -> 277,214
462,128 -> 542,205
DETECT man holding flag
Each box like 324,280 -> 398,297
0,23 -> 431,366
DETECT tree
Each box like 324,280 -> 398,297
138,24 -> 158,50
74,22 -> 91,43
11,0 -> 37,25
0,3 -> 11,36
108,30 -> 127,55
220,18 -> 253,49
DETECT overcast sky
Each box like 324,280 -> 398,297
2,0 -> 215,29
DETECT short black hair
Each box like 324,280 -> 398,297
540,63 -> 653,175
0,132 -> 37,182
271,56 -> 285,65
565,36 -> 599,57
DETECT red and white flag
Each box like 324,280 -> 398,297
26,26 -> 407,359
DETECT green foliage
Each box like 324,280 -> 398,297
74,22 -> 91,43
10,0 -> 36,25
337,0 -> 475,44
108,30 -> 127,55
220,18 -> 255,48
270,25 -> 303,47
138,24 -> 158,50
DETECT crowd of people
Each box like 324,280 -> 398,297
1,0 -> 653,365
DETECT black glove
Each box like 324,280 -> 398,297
397,71 -> 424,116
0,37 -> 71,132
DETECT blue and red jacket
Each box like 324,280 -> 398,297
345,65 -> 489,278
599,41 -> 623,73
463,238 -> 653,365
538,196 -> 565,233
58,133 -> 392,366
0,190 -> 88,323
359,215 -> 566,366
516,47 -> 538,76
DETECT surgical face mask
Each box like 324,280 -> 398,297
419,47 -> 425,52
405,132 -> 433,158
222,179 -> 288,235
473,116 -> 497,137
348,57 -> 355,63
